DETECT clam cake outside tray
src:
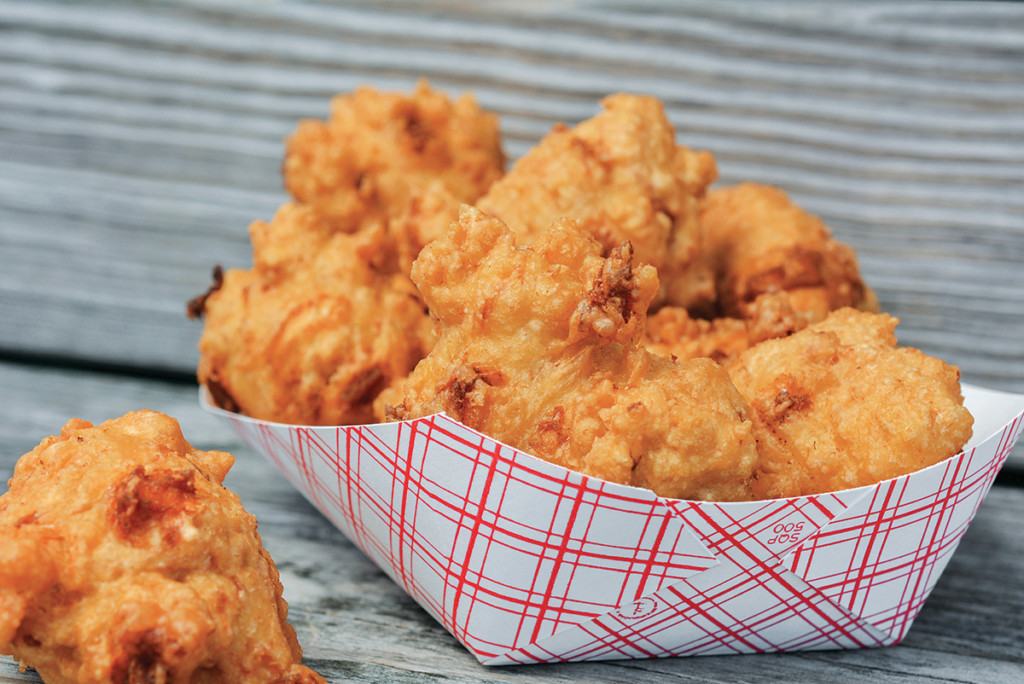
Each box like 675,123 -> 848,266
202,385 -> 1024,665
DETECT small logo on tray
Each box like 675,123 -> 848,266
618,597 -> 660,621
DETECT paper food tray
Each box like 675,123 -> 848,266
202,384 -> 1024,665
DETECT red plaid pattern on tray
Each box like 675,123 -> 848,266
208,386 -> 1024,665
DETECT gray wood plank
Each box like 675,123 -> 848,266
0,0 -> 1021,394
2,361 -> 1024,682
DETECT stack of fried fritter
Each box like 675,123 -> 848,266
191,81 -> 505,426
192,82 -> 973,501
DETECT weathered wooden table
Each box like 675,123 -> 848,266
2,1 -> 1022,681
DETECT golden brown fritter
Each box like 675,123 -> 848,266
727,308 -> 974,499
700,183 -> 878,321
645,292 -> 811,365
283,79 -> 505,232
477,94 -> 718,311
380,206 -> 758,502
386,181 -> 465,277
194,202 -> 436,426
191,82 -> 505,426
0,411 -> 325,684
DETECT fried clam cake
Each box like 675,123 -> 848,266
191,80 -> 505,426
699,182 -> 878,321
380,206 -> 758,502
283,79 -> 505,234
0,410 -> 324,684
726,308 -> 974,499
476,93 -> 719,312
191,202 -> 437,426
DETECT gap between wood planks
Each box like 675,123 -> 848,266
0,347 -> 195,386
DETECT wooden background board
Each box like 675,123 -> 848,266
1,1 -> 1023,681
1,0 -> 1022,386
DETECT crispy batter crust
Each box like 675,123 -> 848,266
645,292 -> 812,364
381,207 -> 758,502
0,411 -> 325,683
194,81 -> 505,425
196,203 -> 436,425
284,79 -> 504,232
727,309 -> 974,498
700,183 -> 878,320
478,94 -> 718,310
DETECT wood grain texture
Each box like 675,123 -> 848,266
0,0 -> 1021,390
1,361 -> 1023,683
1,2 -> 1023,680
